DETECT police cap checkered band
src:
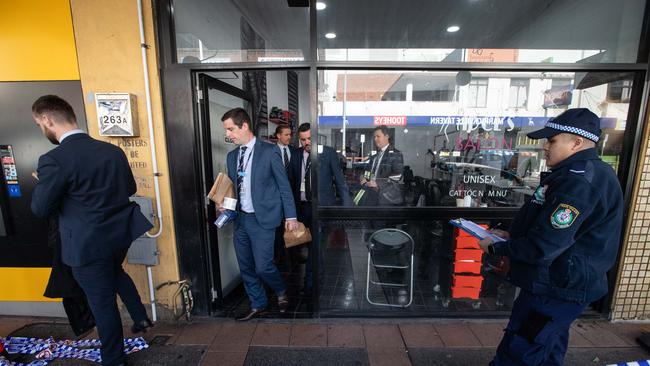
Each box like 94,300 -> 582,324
545,122 -> 600,142
527,108 -> 601,142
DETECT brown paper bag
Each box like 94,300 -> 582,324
207,172 -> 236,209
284,222 -> 312,248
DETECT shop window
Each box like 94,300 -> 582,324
509,78 -> 529,108
317,70 -> 633,209
316,0 -> 645,63
318,219 -> 517,315
467,78 -> 488,108
607,80 -> 633,103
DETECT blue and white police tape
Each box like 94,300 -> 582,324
607,361 -> 650,366
0,336 -> 148,365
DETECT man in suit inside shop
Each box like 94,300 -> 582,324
357,125 -> 404,206
222,108 -> 299,321
30,95 -> 153,366
273,124 -> 303,266
290,123 -> 352,293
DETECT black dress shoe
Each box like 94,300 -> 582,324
131,318 -> 154,334
235,308 -> 267,321
278,294 -> 289,313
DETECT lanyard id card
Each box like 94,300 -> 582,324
363,170 -> 371,180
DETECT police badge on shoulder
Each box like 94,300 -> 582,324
550,203 -> 580,229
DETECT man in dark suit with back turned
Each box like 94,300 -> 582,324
222,108 -> 298,321
30,95 -> 153,366
290,123 -> 351,292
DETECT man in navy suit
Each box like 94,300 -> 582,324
30,95 -> 153,366
221,108 -> 298,321
290,123 -> 351,292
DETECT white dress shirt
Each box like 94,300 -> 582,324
238,137 -> 256,213
277,142 -> 292,166
371,145 -> 389,179
59,129 -> 86,143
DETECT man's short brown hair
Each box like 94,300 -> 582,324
373,125 -> 389,136
32,95 -> 76,124
221,108 -> 253,131
298,123 -> 310,133
275,124 -> 291,137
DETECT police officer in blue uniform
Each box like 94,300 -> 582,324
479,108 -> 624,366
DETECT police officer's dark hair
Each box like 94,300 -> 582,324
275,124 -> 291,136
32,95 -> 77,124
373,125 -> 391,142
221,108 -> 253,131
298,123 -> 311,133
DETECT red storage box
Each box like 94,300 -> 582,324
454,248 -> 483,261
454,261 -> 482,274
455,236 -> 480,249
451,286 -> 481,299
453,275 -> 484,288
454,224 -> 488,238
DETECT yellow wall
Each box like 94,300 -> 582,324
0,268 -> 59,302
69,0 -> 180,307
611,101 -> 650,320
0,0 -> 78,302
0,0 -> 179,308
0,0 -> 79,81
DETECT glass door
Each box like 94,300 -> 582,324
197,73 -> 252,312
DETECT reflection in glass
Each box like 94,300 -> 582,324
318,71 -> 634,208
317,0 -> 645,63
174,0 -> 309,63
319,219 -> 517,314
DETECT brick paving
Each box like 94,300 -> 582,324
0,316 -> 648,365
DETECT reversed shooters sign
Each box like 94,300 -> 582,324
551,203 -> 580,229
95,93 -> 140,137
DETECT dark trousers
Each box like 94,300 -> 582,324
491,290 -> 587,366
234,213 -> 286,309
298,201 -> 322,289
71,249 -> 148,366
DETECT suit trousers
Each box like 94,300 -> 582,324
234,213 -> 286,309
71,249 -> 148,366
490,290 -> 587,366
298,201 -> 322,289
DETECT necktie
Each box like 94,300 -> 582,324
237,146 -> 248,203
283,147 -> 289,172
304,156 -> 312,201
371,150 -> 385,179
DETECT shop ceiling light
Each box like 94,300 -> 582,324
325,32 -> 336,39
316,2 -> 326,10
447,25 -> 460,33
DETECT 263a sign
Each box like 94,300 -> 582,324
95,93 -> 140,137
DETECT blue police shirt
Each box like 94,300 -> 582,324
492,148 -> 624,304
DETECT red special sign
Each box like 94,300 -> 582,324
373,116 -> 406,126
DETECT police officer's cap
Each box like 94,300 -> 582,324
527,108 -> 601,143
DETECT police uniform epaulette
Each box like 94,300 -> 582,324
568,160 -> 586,174
568,160 -> 595,183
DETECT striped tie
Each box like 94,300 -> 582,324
237,146 -> 248,203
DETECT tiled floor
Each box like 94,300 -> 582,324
1,316 -> 649,366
